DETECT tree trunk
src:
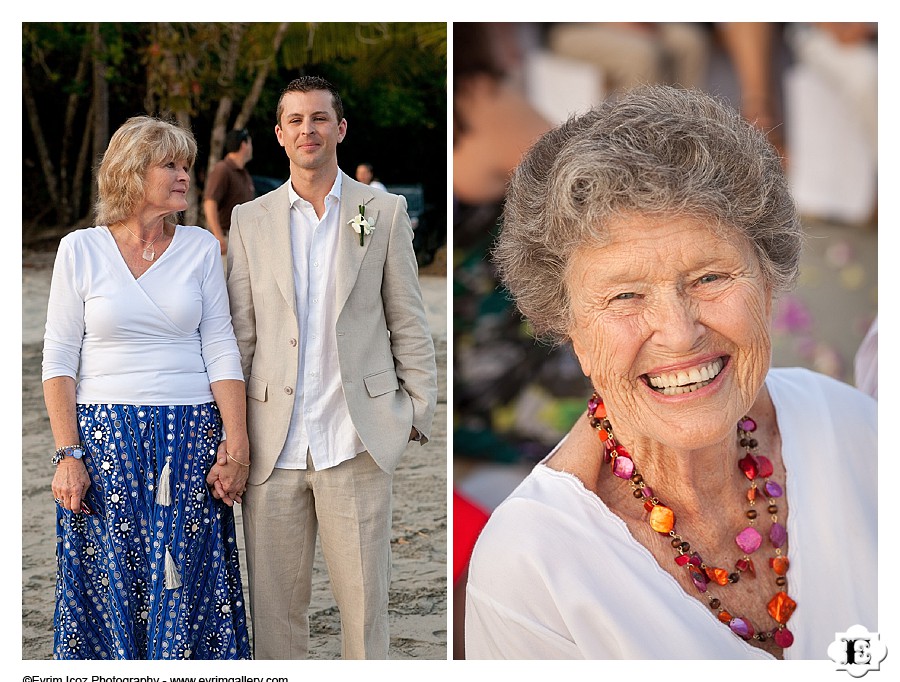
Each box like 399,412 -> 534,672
90,23 -> 110,221
205,23 -> 245,185
176,109 -> 201,225
206,97 -> 234,178
22,63 -> 61,230
234,22 -> 290,129
73,99 -> 94,224
59,39 -> 91,226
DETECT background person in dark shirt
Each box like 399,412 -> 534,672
203,128 -> 255,254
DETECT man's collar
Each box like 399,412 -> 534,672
287,170 -> 343,206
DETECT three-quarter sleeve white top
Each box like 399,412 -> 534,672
42,225 -> 243,405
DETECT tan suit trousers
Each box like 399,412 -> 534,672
242,451 -> 393,659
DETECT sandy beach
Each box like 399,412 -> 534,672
21,247 -> 449,661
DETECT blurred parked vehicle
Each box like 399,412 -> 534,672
251,175 -> 286,198
387,183 -> 445,267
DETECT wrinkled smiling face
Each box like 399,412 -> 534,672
566,213 -> 773,450
275,89 -> 346,174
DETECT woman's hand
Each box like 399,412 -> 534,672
51,457 -> 92,513
208,378 -> 251,506
206,439 -> 250,507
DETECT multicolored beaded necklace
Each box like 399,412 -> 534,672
586,392 -> 797,649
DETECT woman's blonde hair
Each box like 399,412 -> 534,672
95,116 -> 198,226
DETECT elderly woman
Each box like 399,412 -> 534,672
465,86 -> 877,659
42,116 -> 251,659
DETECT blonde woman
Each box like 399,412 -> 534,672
42,116 -> 251,659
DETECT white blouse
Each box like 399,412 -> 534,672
466,368 -> 877,659
42,225 -> 243,405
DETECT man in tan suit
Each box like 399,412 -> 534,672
218,76 -> 437,659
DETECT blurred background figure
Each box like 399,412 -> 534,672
783,22 -> 877,225
547,22 -> 710,92
355,161 -> 387,190
715,22 -> 786,157
452,21 -> 877,657
453,23 -> 552,205
203,128 -> 255,256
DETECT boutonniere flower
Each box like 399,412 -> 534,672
349,204 -> 374,246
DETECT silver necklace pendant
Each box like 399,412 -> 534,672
142,247 -> 156,262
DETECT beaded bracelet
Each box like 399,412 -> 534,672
51,444 -> 84,466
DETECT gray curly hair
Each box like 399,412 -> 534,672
493,85 -> 801,344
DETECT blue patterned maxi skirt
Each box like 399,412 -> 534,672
54,402 -> 251,659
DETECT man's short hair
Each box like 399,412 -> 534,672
276,76 -> 344,124
225,128 -> 250,154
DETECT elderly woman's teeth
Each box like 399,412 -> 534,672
647,358 -> 724,395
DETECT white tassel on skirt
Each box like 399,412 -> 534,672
164,548 -> 182,590
156,457 -> 172,506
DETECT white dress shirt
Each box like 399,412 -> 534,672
275,173 -> 366,470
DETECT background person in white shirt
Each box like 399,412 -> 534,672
355,161 -> 387,191
222,76 -> 437,659
41,116 -> 251,659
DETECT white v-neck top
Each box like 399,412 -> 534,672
466,368 -> 877,659
42,225 -> 243,405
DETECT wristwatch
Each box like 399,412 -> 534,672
51,444 -> 85,466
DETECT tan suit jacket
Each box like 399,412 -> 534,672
226,172 -> 437,485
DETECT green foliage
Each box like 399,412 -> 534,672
22,21 -> 447,233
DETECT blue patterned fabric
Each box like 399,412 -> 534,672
54,402 -> 251,660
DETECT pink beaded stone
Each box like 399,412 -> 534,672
740,418 -> 757,432
765,480 -> 783,498
774,627 -> 795,648
675,554 -> 690,566
770,523 -> 787,548
612,454 -> 635,479
735,526 -> 763,554
729,617 -> 755,640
